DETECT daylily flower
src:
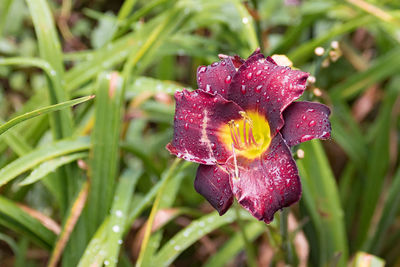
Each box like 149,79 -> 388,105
166,49 -> 331,223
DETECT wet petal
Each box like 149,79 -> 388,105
167,89 -> 244,164
227,134 -> 301,223
197,57 -> 237,97
227,52 -> 309,135
281,101 -> 331,146
194,164 -> 233,215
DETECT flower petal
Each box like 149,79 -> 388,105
227,133 -> 301,223
227,52 -> 309,135
281,101 -> 331,146
166,89 -> 244,164
197,58 -> 237,97
194,164 -> 233,215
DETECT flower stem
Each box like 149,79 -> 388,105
234,201 -> 257,267
280,208 -> 294,265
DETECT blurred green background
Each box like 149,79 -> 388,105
0,0 -> 399,266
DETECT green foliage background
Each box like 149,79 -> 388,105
0,0 -> 399,266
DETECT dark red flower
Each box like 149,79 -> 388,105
166,49 -> 331,223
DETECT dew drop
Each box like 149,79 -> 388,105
221,61 -> 226,66
246,72 -> 253,80
255,85 -> 262,93
302,115 -> 307,120
184,123 -> 189,130
211,62 -> 219,67
198,66 -> 207,73
241,85 -> 246,94
256,70 -> 262,76
225,75 -> 232,84
308,120 -> 316,126
112,225 -> 120,233
205,84 -> 211,92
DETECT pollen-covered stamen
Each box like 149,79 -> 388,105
229,120 -> 240,148
239,111 -> 259,148
228,112 -> 260,151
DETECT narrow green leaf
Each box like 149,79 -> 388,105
330,48 -> 400,100
18,152 -> 88,186
0,96 -> 94,136
367,166 -> 400,254
0,136 -> 90,187
288,16 -> 373,64
0,195 -> 56,249
77,169 -> 142,267
86,72 -> 125,235
0,0 -> 15,36
26,0 -> 74,139
153,209 -> 252,267
48,181 -> 89,267
204,221 -> 265,267
105,169 -> 141,267
297,140 -> 348,267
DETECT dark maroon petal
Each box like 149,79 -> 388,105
197,58 -> 237,98
227,133 -> 301,223
227,52 -> 309,135
281,101 -> 331,146
167,89 -> 244,164
194,164 -> 233,215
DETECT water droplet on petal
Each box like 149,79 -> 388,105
302,115 -> 307,120
309,120 -> 316,126
198,66 -> 207,73
241,85 -> 246,94
255,85 -> 262,93
211,62 -> 219,67
246,72 -> 253,80
256,70 -> 262,76
225,75 -> 232,84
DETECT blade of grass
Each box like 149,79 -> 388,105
48,181 -> 89,267
355,82 -> 398,249
77,169 -> 142,267
135,158 -> 182,267
204,221 -> 265,267
152,209 -> 253,267
297,140 -> 348,267
85,72 -> 124,235
18,152 -> 88,186
0,195 -> 56,249
288,15 -> 373,65
0,0 -> 14,36
25,0 -> 74,139
367,166 -> 400,254
0,96 -> 94,136
104,168 -> 141,267
0,136 -> 90,187
330,47 -> 400,100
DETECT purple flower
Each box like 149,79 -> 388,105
167,49 -> 331,223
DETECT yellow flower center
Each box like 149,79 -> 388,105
218,110 -> 271,159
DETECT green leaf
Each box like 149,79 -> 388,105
152,209 -> 252,267
0,136 -> 90,187
204,221 -> 265,267
18,152 -> 88,186
297,140 -> 348,267
0,96 -> 94,136
85,72 -> 125,235
0,195 -> 56,249
77,169 -> 142,267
